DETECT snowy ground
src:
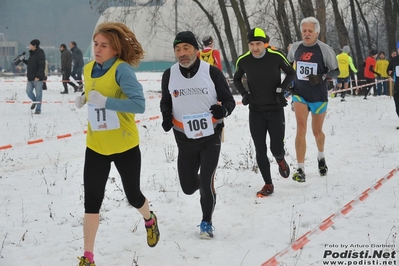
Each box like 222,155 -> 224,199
0,73 -> 398,266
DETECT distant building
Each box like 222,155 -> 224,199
0,33 -> 18,72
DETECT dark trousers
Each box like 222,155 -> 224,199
71,66 -> 83,85
176,133 -> 220,223
83,146 -> 145,213
394,91 -> 399,118
249,109 -> 285,184
62,67 -> 77,91
42,76 -> 48,90
364,78 -> 376,98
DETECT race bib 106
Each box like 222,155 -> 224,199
182,112 -> 214,139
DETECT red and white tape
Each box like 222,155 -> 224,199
330,78 -> 390,94
0,79 -> 161,82
261,165 -> 399,266
0,95 -> 161,105
0,115 -> 160,151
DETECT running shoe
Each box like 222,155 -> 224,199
256,184 -> 274,197
77,256 -> 96,266
292,168 -> 306,182
277,158 -> 290,178
318,158 -> 328,176
145,211 -> 160,247
199,221 -> 214,239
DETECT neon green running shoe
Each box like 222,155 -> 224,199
292,168 -> 306,182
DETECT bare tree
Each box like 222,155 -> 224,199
274,0 -> 293,50
192,0 -> 235,78
288,0 -> 301,42
355,0 -> 372,50
298,0 -> 315,17
331,0 -> 350,48
349,0 -> 364,73
315,0 -> 326,42
88,0 -> 395,79
385,0 -> 398,54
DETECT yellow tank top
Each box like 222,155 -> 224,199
199,50 -> 216,66
83,59 -> 139,155
337,53 -> 350,78
375,59 -> 389,78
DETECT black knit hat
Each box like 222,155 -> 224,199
202,36 -> 213,46
247,28 -> 267,43
173,31 -> 199,50
370,50 -> 378,56
30,39 -> 40,47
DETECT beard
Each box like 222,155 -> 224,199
178,56 -> 196,68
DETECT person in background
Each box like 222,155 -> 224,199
233,27 -> 295,197
42,60 -> 49,90
336,45 -> 357,101
263,35 -> 277,50
363,50 -> 380,99
197,36 -> 223,71
23,39 -> 45,114
391,50 -> 397,60
287,17 -> 339,182
70,41 -> 84,91
389,50 -> 398,96
160,31 -> 235,239
375,51 -> 389,96
387,42 -> 399,129
74,22 -> 160,266
59,44 -> 78,94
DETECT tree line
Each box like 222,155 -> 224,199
89,0 -> 398,79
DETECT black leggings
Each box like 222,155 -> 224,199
83,146 -> 145,213
249,109 -> 286,184
394,91 -> 399,118
177,134 -> 220,223
364,78 -> 376,97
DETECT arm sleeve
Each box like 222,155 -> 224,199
279,54 -> 296,90
348,56 -> 358,73
387,60 -> 393,76
210,66 -> 235,116
36,52 -> 46,80
233,59 -> 249,96
105,63 -> 145,114
369,64 -> 378,75
212,50 -> 223,71
160,68 -> 173,114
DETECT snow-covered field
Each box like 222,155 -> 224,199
0,73 -> 398,266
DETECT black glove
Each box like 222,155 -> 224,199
275,88 -> 288,106
307,74 -> 323,85
376,73 -> 381,78
242,93 -> 251,106
161,112 -> 173,132
209,104 -> 227,119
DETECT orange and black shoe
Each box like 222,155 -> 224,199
256,184 -> 274,197
277,158 -> 290,178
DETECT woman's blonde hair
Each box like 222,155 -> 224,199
93,22 -> 144,67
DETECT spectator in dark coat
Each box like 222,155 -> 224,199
59,44 -> 78,94
70,41 -> 84,90
23,39 -> 45,114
